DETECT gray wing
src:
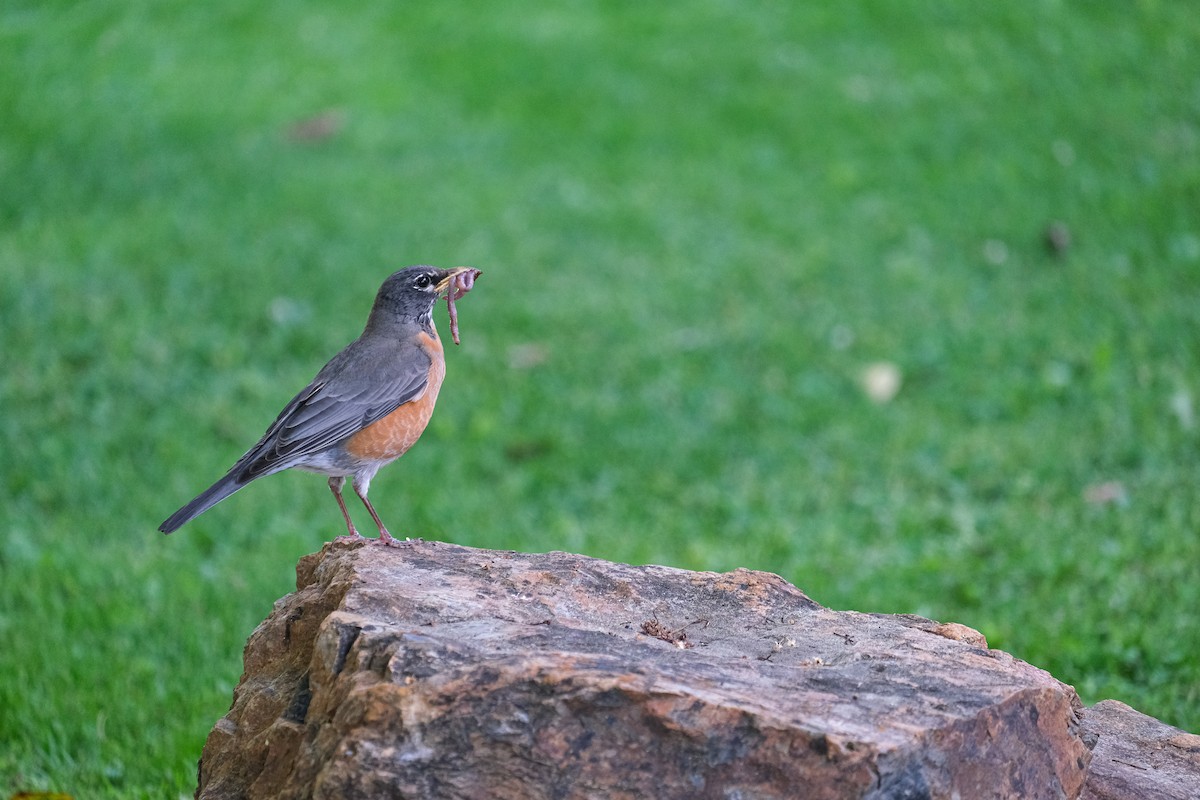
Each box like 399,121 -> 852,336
232,337 -> 432,481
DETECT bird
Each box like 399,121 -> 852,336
159,265 -> 482,542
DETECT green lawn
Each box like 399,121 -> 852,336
3,2 -> 1198,796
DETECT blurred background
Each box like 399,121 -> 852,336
2,1 -> 1198,795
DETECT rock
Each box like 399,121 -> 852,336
1080,700 -> 1200,800
196,540 -> 1095,800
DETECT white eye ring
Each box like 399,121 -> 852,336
415,274 -> 432,289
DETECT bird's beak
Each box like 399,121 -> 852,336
435,266 -> 481,298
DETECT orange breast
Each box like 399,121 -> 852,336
344,330 -> 446,462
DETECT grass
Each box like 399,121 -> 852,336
2,1 -> 1199,795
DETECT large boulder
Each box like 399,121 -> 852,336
195,539 -> 1141,799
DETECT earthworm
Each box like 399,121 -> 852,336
446,268 -> 480,345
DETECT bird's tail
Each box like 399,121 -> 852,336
159,473 -> 248,534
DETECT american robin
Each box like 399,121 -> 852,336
159,265 -> 482,542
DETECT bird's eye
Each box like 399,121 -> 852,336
415,274 -> 432,289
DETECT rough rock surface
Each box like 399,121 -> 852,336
1080,700 -> 1200,800
196,540 -> 1097,800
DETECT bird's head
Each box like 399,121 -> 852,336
367,265 -> 481,330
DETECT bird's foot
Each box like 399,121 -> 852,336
333,526 -> 368,545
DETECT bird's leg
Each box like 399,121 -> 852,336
328,476 -> 364,540
353,482 -> 396,544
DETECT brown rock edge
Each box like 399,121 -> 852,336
1080,700 -> 1200,800
194,540 -> 1196,799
